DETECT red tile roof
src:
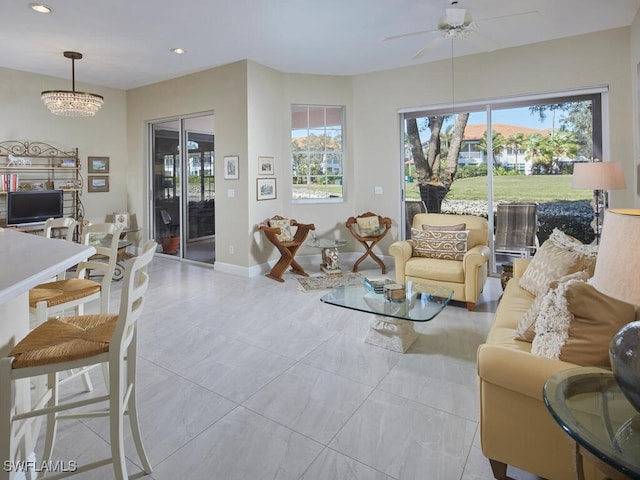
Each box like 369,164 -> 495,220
463,123 -> 550,141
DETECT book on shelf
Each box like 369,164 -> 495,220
0,173 -> 18,192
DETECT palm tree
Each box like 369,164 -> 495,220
546,130 -> 578,172
525,133 -> 550,173
477,130 -> 506,165
507,132 -> 527,173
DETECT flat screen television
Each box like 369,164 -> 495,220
7,190 -> 64,227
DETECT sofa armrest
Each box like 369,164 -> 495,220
477,344 -> 576,401
389,240 -> 412,284
462,244 -> 490,271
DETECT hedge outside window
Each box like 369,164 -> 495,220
291,105 -> 344,202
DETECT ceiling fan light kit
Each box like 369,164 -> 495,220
444,8 -> 468,28
41,51 -> 104,117
385,2 -> 538,60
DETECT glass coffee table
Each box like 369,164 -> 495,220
321,280 -> 453,353
544,367 -> 640,480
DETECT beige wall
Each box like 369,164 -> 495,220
630,10 -> 640,199
1,25 -> 637,274
126,60 -> 248,271
0,67 -> 127,224
282,73 -> 355,253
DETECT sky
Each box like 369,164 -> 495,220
468,106 -> 555,130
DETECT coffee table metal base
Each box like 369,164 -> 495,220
365,315 -> 417,353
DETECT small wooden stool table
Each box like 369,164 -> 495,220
259,216 -> 315,282
346,212 -> 392,274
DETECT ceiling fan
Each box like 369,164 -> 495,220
385,1 -> 538,59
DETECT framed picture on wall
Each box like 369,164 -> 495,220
256,178 -> 276,201
224,155 -> 239,180
88,175 -> 109,193
258,156 -> 274,175
88,156 -> 110,173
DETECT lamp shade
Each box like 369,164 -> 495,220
591,209 -> 640,305
571,162 -> 626,190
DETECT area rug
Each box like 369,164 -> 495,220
296,272 -> 364,292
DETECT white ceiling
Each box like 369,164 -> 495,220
3,0 -> 639,90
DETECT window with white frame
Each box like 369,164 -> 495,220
291,105 -> 344,201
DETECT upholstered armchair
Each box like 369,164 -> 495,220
389,213 -> 490,311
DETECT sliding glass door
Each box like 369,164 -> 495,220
401,89 -> 603,275
150,114 -> 215,263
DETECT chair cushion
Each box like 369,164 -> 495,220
411,228 -> 468,261
269,218 -> 294,242
9,314 -> 118,369
29,278 -> 101,308
405,256 -> 465,283
356,216 -> 381,237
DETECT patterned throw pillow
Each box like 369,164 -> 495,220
518,229 -> 597,297
356,216 -> 381,237
411,228 -> 469,260
269,218 -> 294,242
531,281 -> 636,366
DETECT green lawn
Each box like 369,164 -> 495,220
406,174 -> 591,202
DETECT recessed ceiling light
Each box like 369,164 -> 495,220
29,3 -> 53,13
171,48 -> 187,55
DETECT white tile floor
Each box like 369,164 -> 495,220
39,256 -> 543,480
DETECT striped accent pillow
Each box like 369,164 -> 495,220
411,228 -> 469,260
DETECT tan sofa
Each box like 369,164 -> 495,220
389,213 -> 490,311
477,259 -> 601,480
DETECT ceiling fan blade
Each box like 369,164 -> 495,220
474,10 -> 539,25
384,28 -> 439,41
467,29 -> 501,52
413,36 -> 447,59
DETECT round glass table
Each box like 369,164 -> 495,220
307,238 -> 348,274
543,366 -> 640,480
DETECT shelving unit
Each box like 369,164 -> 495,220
0,140 -> 84,228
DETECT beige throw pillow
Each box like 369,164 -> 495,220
518,229 -> 597,297
411,228 -> 469,261
531,281 -> 636,366
356,216 -> 381,237
422,223 -> 466,232
515,270 -> 592,343
269,218 -> 294,242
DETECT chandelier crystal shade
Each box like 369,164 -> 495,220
41,51 -> 104,117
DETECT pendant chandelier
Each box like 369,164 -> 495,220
41,51 -> 104,117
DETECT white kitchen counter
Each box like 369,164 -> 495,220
0,227 -> 95,466
0,228 -> 95,304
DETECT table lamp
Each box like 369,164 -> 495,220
592,209 -> 640,413
571,161 -> 626,243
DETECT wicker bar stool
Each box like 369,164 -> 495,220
29,223 -> 122,392
42,217 -> 78,281
0,240 -> 157,480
